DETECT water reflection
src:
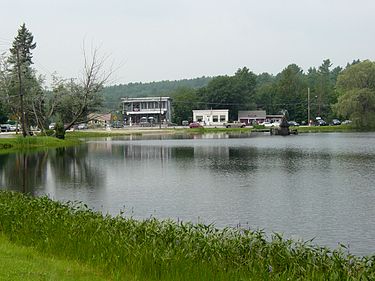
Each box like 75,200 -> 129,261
0,147 -> 104,194
1,133 -> 375,255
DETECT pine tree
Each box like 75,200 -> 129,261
7,23 -> 39,136
9,23 -> 36,67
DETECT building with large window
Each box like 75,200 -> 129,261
121,97 -> 172,125
238,110 -> 283,125
192,109 -> 229,125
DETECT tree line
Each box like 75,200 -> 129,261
1,24 -> 375,137
101,77 -> 212,111
170,60 -> 375,129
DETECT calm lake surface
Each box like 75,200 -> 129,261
1,132 -> 375,255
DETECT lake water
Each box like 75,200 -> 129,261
1,132 -> 375,256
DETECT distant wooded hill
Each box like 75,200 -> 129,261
101,77 -> 212,111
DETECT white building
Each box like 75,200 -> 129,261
121,97 -> 172,125
192,109 -> 229,126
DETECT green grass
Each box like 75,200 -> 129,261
296,124 -> 356,133
0,136 -> 80,153
0,233 -> 108,281
65,131 -> 142,138
0,191 -> 374,281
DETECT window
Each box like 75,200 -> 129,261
196,116 -> 203,122
213,115 -> 218,122
133,103 -> 140,111
220,115 -> 226,122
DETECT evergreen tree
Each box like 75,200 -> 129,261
7,23 -> 40,136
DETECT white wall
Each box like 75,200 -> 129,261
192,109 -> 229,125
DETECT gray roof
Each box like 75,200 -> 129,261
238,110 -> 267,118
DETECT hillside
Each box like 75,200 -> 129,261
101,76 -> 212,111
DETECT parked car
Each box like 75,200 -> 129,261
330,119 -> 341,126
342,120 -> 352,125
224,121 -> 246,128
139,117 -> 152,127
260,122 -> 280,127
9,124 -> 20,132
182,120 -> 189,126
189,122 -> 203,128
77,123 -> 88,130
139,121 -> 151,127
48,123 -> 56,130
0,124 -> 11,132
316,119 -> 327,126
288,121 -> 300,126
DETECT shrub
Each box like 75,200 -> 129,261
55,122 -> 65,139
44,129 -> 55,136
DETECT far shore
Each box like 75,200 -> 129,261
0,123 -> 359,142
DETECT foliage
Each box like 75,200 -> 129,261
333,60 -> 375,128
46,48 -> 111,133
101,77 -> 211,111
200,67 -> 257,121
171,87 -> 200,124
44,129 -> 55,136
55,121 -> 65,139
0,191 -> 374,281
255,72 -> 277,114
272,64 -> 307,121
5,24 -> 43,136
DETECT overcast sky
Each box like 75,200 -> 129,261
1,0 -> 374,85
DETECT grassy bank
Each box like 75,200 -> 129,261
296,124 -> 356,133
0,234 -> 107,281
0,191 -> 373,280
0,136 -> 80,153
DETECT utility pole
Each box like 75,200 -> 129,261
307,87 -> 311,126
159,96 -> 162,129
16,45 -> 27,137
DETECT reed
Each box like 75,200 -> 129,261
0,191 -> 373,280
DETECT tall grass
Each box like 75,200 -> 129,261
0,191 -> 373,280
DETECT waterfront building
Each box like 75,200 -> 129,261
238,110 -> 283,125
192,109 -> 229,125
121,97 -> 172,125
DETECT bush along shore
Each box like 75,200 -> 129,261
0,192 -> 374,280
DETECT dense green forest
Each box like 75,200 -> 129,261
100,77 -> 212,111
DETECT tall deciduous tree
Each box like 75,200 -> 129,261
273,64 -> 307,121
171,87 -> 200,124
333,60 -> 375,128
255,72 -> 277,114
52,47 -> 112,133
201,67 -> 256,120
